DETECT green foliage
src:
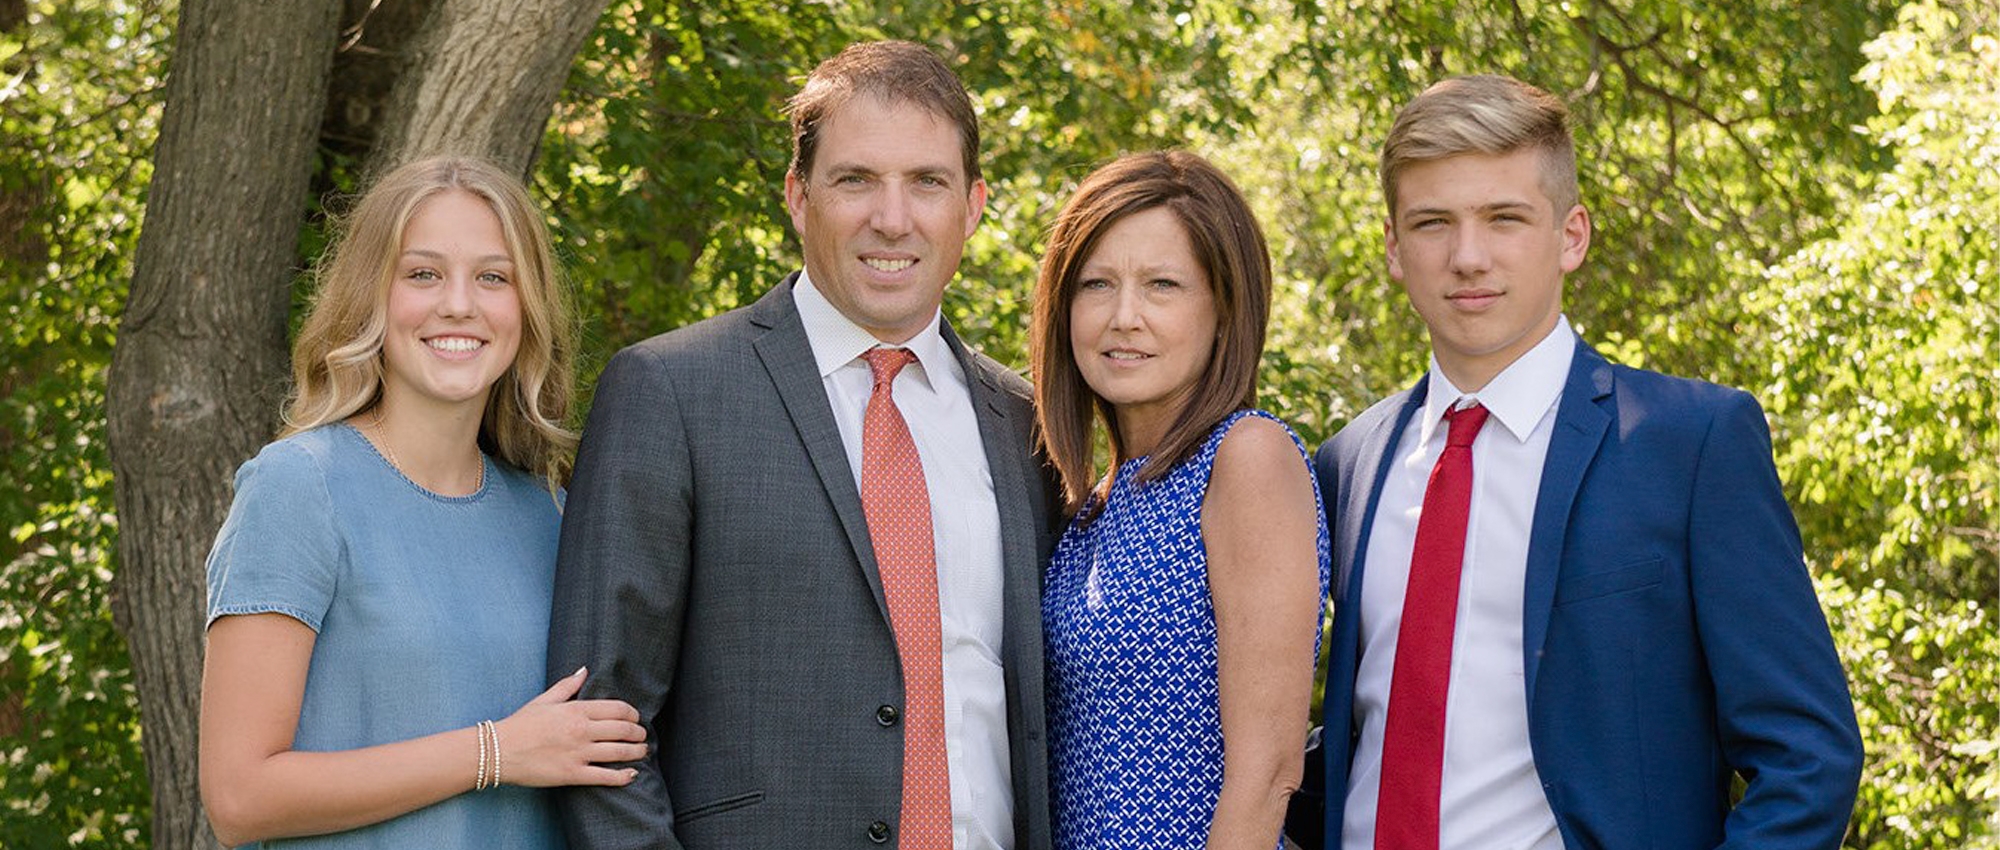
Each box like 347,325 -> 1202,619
1230,0 -> 1904,442
3,0 -> 1996,847
1742,0 -> 1998,601
539,0 -> 845,363
539,0 -> 1266,389
1749,4 -> 1998,844
1823,575 -> 1997,848
940,0 -> 1264,371
0,0 -> 162,846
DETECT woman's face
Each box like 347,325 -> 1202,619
379,189 -> 523,417
1067,206 -> 1218,455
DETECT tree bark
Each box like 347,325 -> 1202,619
106,0 -> 343,846
367,0 -> 612,176
322,0 -> 440,160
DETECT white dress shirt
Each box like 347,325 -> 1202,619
794,273 -> 1013,850
1343,318 -> 1577,850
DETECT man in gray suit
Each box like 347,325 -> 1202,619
548,41 -> 1056,850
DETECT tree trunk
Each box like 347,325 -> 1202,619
105,0 -> 342,845
367,0 -> 612,176
322,0 -> 440,161
108,1 -> 612,846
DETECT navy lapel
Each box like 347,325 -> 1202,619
1340,378 -> 1429,604
749,274 -> 890,623
1521,340 -> 1615,704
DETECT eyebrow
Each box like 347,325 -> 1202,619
1400,200 -> 1539,221
1078,259 -> 1198,278
401,249 -> 514,265
822,162 -> 960,181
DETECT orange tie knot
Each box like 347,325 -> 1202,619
862,347 -> 917,388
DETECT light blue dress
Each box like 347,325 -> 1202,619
205,423 -> 565,850
1045,409 -> 1331,849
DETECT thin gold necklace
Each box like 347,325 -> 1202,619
366,410 -> 483,493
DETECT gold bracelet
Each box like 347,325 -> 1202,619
488,720 -> 504,788
475,721 -> 490,791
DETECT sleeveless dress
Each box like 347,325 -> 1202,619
1045,409 -> 1332,849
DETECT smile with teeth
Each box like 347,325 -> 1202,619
1106,350 -> 1150,360
426,336 -> 485,353
862,257 -> 915,272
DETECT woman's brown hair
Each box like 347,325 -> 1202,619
1030,151 -> 1273,514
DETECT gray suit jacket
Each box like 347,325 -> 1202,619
549,274 -> 1058,850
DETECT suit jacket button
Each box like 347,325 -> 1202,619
876,705 -> 900,726
868,820 -> 892,843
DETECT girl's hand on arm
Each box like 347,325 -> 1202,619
494,666 -> 648,787
1202,417 -> 1325,850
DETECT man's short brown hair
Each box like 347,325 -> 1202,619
787,40 -> 982,185
1381,74 -> 1578,216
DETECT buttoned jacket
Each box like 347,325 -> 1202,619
550,275 -> 1059,850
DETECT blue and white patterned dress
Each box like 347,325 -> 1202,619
1045,409 -> 1331,849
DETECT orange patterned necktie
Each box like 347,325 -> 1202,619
859,347 -> 952,848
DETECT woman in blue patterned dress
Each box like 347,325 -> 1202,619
1031,151 -> 1332,850
198,157 -> 647,849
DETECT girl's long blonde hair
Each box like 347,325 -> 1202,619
282,156 -> 577,490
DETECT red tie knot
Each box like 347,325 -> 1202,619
1445,402 -> 1489,449
862,347 -> 917,388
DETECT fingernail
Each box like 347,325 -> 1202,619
573,666 -> 587,677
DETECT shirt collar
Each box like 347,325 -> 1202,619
1420,315 -> 1576,446
792,269 -> 958,388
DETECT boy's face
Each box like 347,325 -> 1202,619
1386,147 -> 1590,390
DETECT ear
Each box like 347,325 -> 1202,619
784,170 -> 809,234
1383,216 -> 1405,281
1558,203 -> 1591,274
963,177 -> 989,238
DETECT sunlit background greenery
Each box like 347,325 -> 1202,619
2,0 -> 1993,846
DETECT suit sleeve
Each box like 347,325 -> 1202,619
1690,390 -> 1864,849
1286,436 -> 1353,850
548,345 -> 693,850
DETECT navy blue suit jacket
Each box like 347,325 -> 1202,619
1308,340 -> 1862,849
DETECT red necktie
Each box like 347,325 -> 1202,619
859,348 -> 952,849
1376,402 -> 1490,850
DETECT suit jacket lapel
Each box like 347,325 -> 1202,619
749,274 -> 890,623
1333,377 -> 1429,687
941,323 -> 1034,584
942,322 -> 1058,843
1522,340 -> 1615,705
1341,379 -> 1429,603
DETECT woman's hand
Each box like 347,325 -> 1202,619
495,667 -> 648,787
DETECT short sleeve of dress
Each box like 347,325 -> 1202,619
205,440 -> 343,632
